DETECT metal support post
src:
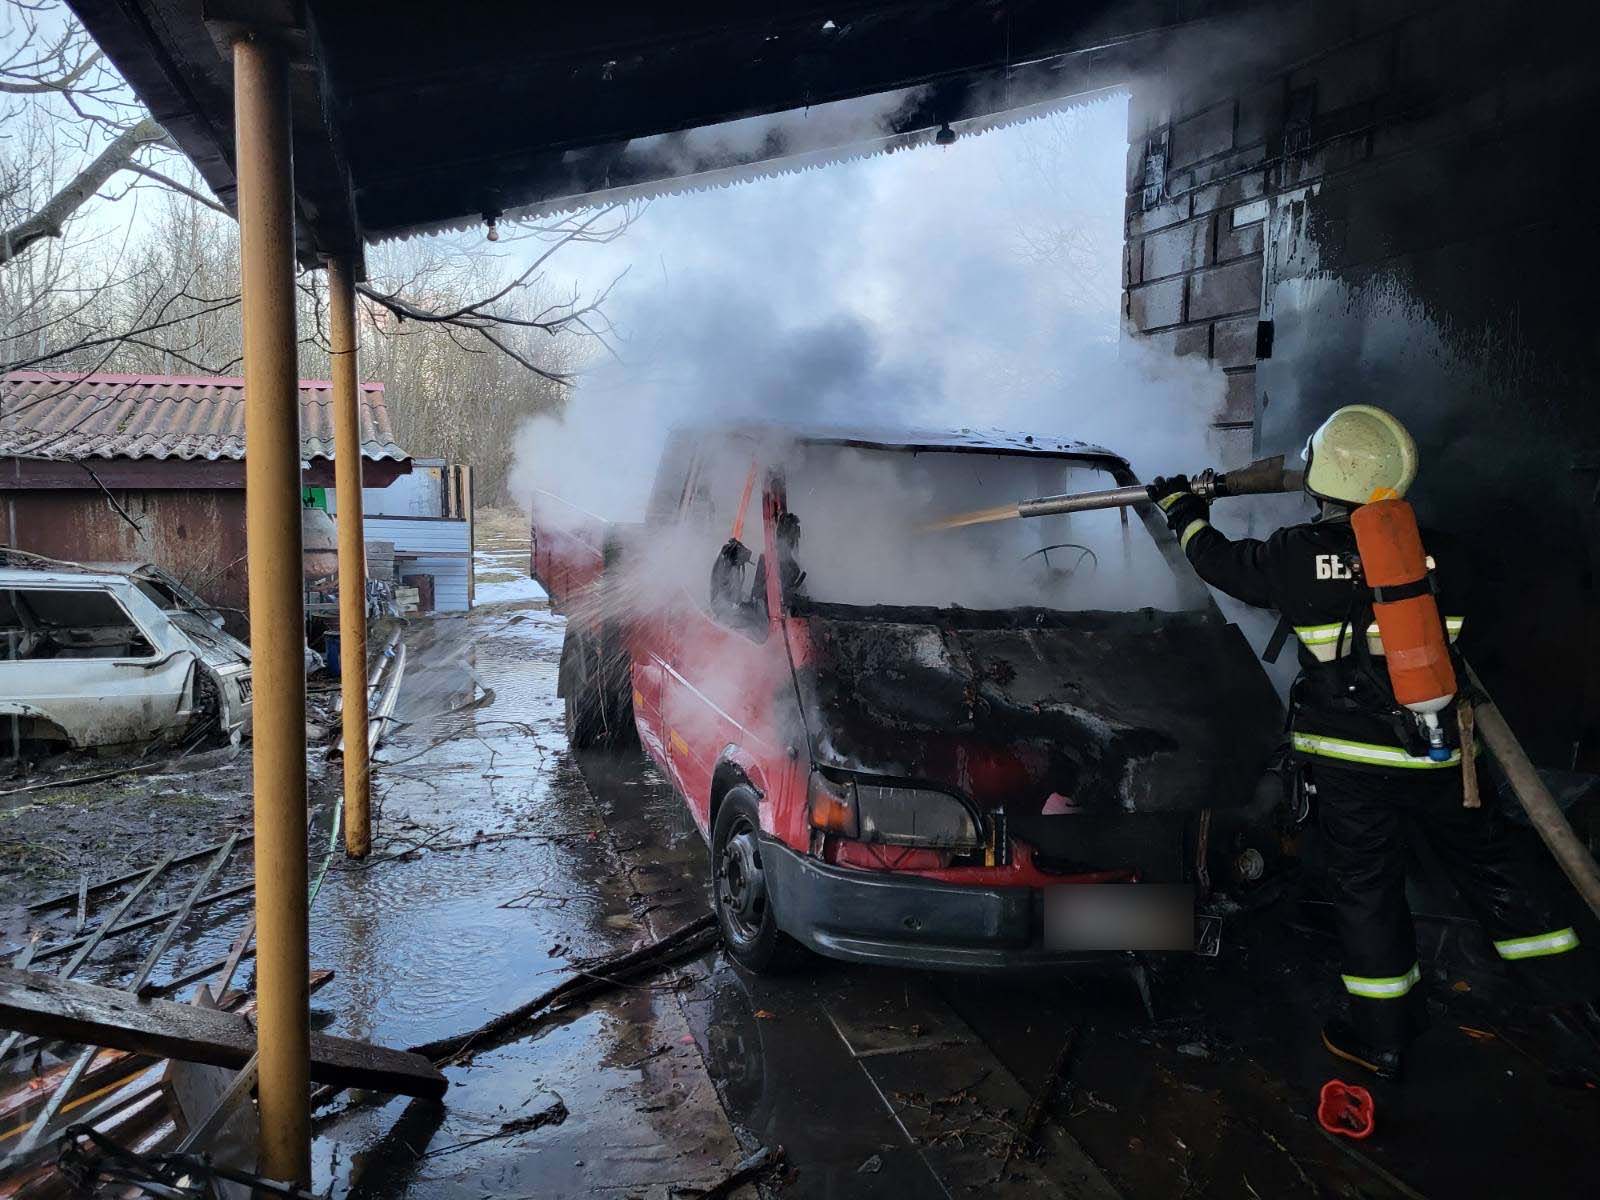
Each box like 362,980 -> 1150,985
233,32 -> 310,1184
328,254 -> 371,858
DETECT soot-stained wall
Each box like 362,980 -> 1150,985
1122,0 -> 1600,765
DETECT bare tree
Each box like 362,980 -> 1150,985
1,0 -> 643,500
0,1 -> 179,267
1,0 -> 632,389
354,204 -> 632,386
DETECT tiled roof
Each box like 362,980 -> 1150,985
0,372 -> 410,463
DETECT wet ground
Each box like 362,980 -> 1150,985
306,589 -> 1598,1199
308,604 -> 749,1199
4,524 -> 1598,1196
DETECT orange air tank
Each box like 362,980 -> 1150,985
1351,497 -> 1457,757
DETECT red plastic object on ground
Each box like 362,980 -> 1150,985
1318,1079 -> 1376,1139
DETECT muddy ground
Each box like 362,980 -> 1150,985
2,519 -> 1597,1197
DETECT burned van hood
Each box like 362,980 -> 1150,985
795,603 -> 1283,817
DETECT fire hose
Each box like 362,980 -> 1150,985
1465,666 -> 1600,921
925,453 -> 1305,530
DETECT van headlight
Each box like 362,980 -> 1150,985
808,772 -> 982,852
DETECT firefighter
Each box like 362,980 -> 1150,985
1148,405 -> 1600,1083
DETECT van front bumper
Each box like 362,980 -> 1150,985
759,836 -> 1109,971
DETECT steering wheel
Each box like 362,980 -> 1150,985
1021,543 -> 1098,575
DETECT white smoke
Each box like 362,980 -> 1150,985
510,93 -> 1237,612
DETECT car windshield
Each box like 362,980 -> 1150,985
780,444 -> 1206,613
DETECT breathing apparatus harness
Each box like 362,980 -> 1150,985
1289,503 -> 1468,762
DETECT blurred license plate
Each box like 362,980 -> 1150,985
1044,884 -> 1195,951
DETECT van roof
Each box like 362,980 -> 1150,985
676,422 -> 1127,465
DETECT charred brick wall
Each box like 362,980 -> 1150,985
1123,0 -> 1600,763
1123,82 -> 1273,466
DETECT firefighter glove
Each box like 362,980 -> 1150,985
1147,475 -> 1209,537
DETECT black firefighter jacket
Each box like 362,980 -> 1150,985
1175,509 -> 1467,774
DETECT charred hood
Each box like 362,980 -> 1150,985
796,604 -> 1283,818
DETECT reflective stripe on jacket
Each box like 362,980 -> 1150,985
1292,732 -> 1460,770
1294,616 -> 1465,663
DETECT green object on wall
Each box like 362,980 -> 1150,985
302,486 -> 328,511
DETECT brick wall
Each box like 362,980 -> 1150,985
1124,82 -> 1276,463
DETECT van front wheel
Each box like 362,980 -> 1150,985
711,787 -> 806,973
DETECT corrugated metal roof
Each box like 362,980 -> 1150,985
0,372 -> 410,463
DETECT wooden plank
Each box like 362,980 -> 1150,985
0,971 -> 334,1144
130,834 -> 241,992
0,967 -> 445,1099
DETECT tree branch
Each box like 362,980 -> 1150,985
0,115 -> 166,266
123,160 -> 229,215
0,48 -> 100,95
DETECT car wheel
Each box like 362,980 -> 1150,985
711,786 -> 806,973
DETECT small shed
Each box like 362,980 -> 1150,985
325,458 -> 474,613
0,371 -> 411,620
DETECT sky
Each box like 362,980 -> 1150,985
508,90 -> 1232,520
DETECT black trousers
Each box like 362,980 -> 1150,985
1313,759 -> 1596,1048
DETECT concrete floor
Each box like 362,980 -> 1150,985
306,589 -> 1598,1199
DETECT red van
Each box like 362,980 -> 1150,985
531,425 -> 1284,971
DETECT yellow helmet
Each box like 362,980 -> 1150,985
1302,405 -> 1418,504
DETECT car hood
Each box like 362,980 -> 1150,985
171,611 -> 251,668
795,604 -> 1283,817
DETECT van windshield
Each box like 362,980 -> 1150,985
780,444 -> 1206,613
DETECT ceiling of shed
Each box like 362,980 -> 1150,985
66,1 -> 1260,259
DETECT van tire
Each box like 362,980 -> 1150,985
711,787 -> 806,973
561,630 -> 605,748
561,628 -> 636,750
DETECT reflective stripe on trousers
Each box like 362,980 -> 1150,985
1292,732 -> 1460,769
1342,963 -> 1421,999
1494,927 -> 1580,960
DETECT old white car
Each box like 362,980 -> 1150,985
0,563 -> 252,753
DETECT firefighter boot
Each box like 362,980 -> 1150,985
1540,999 -> 1600,1089
1322,1018 -> 1404,1081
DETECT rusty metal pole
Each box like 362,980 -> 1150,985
234,33 -> 310,1184
328,255 -> 371,858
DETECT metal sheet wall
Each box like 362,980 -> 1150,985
400,555 -> 470,613
363,515 -> 471,613
328,460 -> 445,518
4,489 -> 250,619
